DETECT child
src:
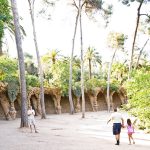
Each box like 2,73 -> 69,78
126,118 -> 135,145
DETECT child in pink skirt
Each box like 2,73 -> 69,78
126,118 -> 135,145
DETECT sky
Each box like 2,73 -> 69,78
3,0 -> 150,62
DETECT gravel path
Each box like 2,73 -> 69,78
0,111 -> 150,150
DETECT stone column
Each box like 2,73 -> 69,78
53,95 -> 61,114
88,94 -> 98,112
74,97 -> 81,113
0,94 -> 11,120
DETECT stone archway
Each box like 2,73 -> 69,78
112,92 -> 122,109
60,96 -> 70,113
30,95 -> 41,116
0,103 -> 4,119
27,87 -> 62,115
97,91 -> 107,111
85,93 -> 93,112
0,94 -> 11,120
45,94 -> 56,114
0,82 -> 11,120
14,99 -> 20,118
118,87 -> 127,104
73,96 -> 81,113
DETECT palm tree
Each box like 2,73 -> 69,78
49,49 -> 60,64
10,0 -> 28,127
28,0 -> 46,119
69,0 -> 111,117
85,46 -> 102,79
69,0 -> 85,116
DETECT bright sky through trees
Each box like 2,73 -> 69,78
3,0 -> 150,62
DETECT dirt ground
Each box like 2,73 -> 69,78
0,111 -> 150,150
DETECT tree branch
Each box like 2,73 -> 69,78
140,13 -> 150,19
73,0 -> 78,9
81,1 -> 86,9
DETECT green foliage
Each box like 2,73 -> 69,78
109,80 -> 120,91
84,0 -> 113,26
25,62 -> 37,75
120,0 -> 150,6
0,0 -> 12,41
72,82 -> 81,97
85,0 -> 103,10
111,63 -> 128,84
107,32 -> 127,49
0,56 -> 19,98
85,78 -> 106,91
84,46 -> 102,65
0,21 -> 4,41
0,56 -> 39,88
42,49 -> 60,64
0,56 -> 18,82
45,60 -> 80,96
0,0 -> 11,19
124,69 -> 150,128
24,53 -> 37,75
26,75 -> 40,88
101,78 -> 120,91
84,46 -> 102,79
84,0 -> 113,15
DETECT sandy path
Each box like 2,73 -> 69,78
0,111 -> 150,150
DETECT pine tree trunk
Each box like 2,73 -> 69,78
129,0 -> 143,78
107,48 -> 117,112
28,0 -> 46,119
10,0 -> 28,127
79,0 -> 85,118
135,38 -> 149,69
69,9 -> 79,115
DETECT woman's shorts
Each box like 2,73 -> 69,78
113,123 -> 121,135
28,118 -> 36,125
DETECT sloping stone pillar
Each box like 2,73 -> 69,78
97,91 -> 107,110
110,91 -> 116,110
117,87 -> 127,104
73,96 -> 81,113
86,89 -> 99,112
53,95 -> 61,114
51,88 -> 62,114
0,94 -> 11,120
104,90 -> 115,111
0,82 -> 12,120
31,94 -> 41,116
9,102 -> 16,120
7,81 -> 19,120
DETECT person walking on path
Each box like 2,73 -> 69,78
27,106 -> 38,133
107,108 -> 124,145
125,118 -> 135,145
